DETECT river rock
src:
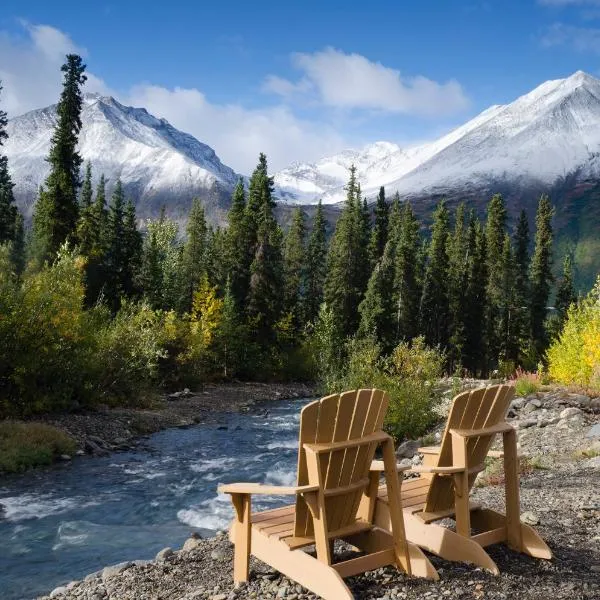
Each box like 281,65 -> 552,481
560,407 -> 583,419
59,454 -> 72,461
521,511 -> 540,525
49,586 -> 68,598
182,537 -> 202,552
210,548 -> 228,561
155,547 -> 174,562
396,439 -> 421,459
84,439 -> 108,456
586,423 -> 600,439
101,561 -> 131,582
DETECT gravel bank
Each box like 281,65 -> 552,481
30,382 -> 316,459
40,388 -> 600,600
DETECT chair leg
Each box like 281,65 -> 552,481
471,508 -> 552,560
251,529 -> 354,600
230,493 -> 251,583
374,500 -> 500,575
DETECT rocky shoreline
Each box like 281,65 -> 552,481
39,387 -> 600,600
33,382 -> 317,461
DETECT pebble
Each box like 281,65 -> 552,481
560,407 -> 583,419
155,547 -> 174,562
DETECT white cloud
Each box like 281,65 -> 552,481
0,23 -> 110,117
125,85 -> 346,173
541,22 -> 600,52
264,47 -> 469,117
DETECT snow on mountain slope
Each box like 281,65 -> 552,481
5,94 -> 239,220
275,141 -> 400,202
276,70 -> 600,204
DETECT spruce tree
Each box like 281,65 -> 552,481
178,198 -> 207,313
0,81 -> 18,245
394,200 -> 422,342
513,209 -> 530,363
246,155 -> 284,347
529,194 -> 554,361
282,207 -> 306,330
555,254 -> 576,328
485,193 -> 508,368
32,55 -> 87,262
499,233 -> 518,364
80,162 -> 93,209
447,203 -> 469,368
304,200 -> 327,324
205,226 -> 227,290
122,199 -> 143,298
419,201 -> 450,349
463,214 -> 488,375
140,224 -> 163,308
324,165 -> 368,337
368,186 -> 388,267
9,212 -> 25,277
105,181 -> 141,310
226,179 -> 250,310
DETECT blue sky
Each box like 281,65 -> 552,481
0,0 -> 599,172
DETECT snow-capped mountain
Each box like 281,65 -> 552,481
5,94 -> 239,223
275,70 -> 600,204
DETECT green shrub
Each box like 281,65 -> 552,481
0,421 -> 77,473
321,335 -> 444,441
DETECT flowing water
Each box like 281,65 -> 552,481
0,397 -> 312,600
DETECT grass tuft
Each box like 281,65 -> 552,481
0,421 -> 77,474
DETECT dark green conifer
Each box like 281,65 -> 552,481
555,255 -> 576,329
32,55 -> 87,262
368,186 -> 388,267
529,194 -> 554,361
0,81 -> 18,245
283,207 -> 306,330
304,200 -> 328,324
419,201 -> 450,349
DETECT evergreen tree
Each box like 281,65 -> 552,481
104,181 -> 141,310
554,254 -> 576,329
205,226 -> 227,290
178,198 -> 207,313
226,179 -> 250,310
140,224 -> 163,308
80,162 -> 93,209
123,199 -> 143,298
215,278 -> 244,378
463,214 -> 488,375
0,81 -> 18,245
9,212 -> 25,277
32,55 -> 87,262
499,233 -> 518,364
513,209 -> 530,363
368,186 -> 388,267
394,200 -> 421,343
246,155 -> 284,346
282,207 -> 306,330
447,203 -> 469,368
324,165 -> 369,337
485,193 -> 508,367
304,200 -> 327,324
529,194 -> 554,361
420,201 -> 450,349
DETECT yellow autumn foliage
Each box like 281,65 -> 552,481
547,275 -> 600,390
190,275 -> 224,348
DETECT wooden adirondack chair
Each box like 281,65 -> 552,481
218,389 -> 438,600
373,384 -> 552,575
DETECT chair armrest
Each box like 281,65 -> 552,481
418,446 -> 441,455
407,465 -> 467,475
370,460 -> 411,473
450,422 -> 514,438
218,483 -> 319,495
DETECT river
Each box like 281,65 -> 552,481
0,396 -> 311,600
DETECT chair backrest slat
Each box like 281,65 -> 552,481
424,384 -> 514,514
294,389 -> 389,537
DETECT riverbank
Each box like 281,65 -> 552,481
0,382 -> 316,474
40,387 -> 600,600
